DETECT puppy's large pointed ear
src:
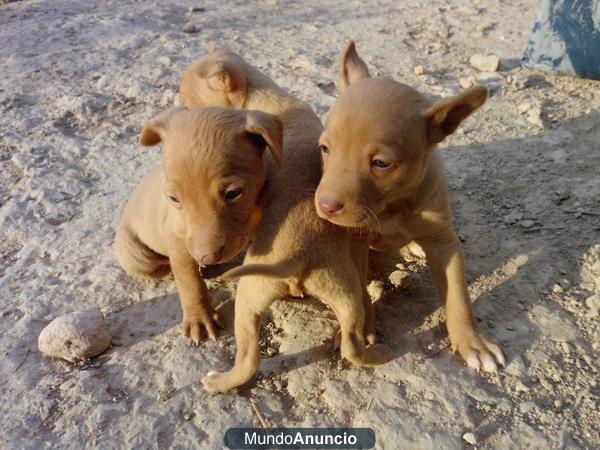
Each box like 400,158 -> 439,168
139,107 -> 186,146
423,85 -> 488,144
245,110 -> 284,165
339,40 -> 370,93
206,62 -> 247,108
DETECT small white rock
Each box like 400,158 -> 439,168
463,432 -> 477,445
470,54 -> 500,72
527,106 -> 544,128
156,56 -> 172,66
367,280 -> 384,301
38,308 -> 111,363
389,270 -> 409,287
515,380 -> 530,392
585,293 -> 600,315
414,65 -> 425,75
459,76 -> 475,89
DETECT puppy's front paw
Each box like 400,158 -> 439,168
331,327 -> 376,351
182,311 -> 224,345
452,331 -> 505,373
201,370 -> 230,394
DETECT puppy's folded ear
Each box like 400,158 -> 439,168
139,107 -> 187,146
423,85 -> 488,144
206,62 -> 247,108
339,40 -> 370,93
245,110 -> 284,165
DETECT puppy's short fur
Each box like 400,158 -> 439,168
115,107 -> 283,344
180,49 -> 392,393
315,42 -> 505,372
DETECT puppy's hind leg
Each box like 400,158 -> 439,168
304,261 -> 392,367
202,276 -> 283,393
114,224 -> 170,280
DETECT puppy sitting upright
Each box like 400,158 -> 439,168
315,42 -> 505,372
115,107 -> 282,344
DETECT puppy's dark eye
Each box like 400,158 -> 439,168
225,187 -> 243,202
168,195 -> 180,205
372,159 -> 391,168
319,144 -> 329,154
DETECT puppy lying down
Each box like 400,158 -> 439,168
115,107 -> 283,344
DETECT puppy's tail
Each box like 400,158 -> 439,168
220,258 -> 302,281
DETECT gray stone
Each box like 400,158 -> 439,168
182,23 -> 198,33
530,304 -> 578,342
38,308 -> 111,363
504,210 -> 524,225
520,219 -> 536,229
505,355 -> 527,378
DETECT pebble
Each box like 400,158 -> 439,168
554,399 -> 563,408
183,23 -> 198,33
507,72 -> 531,90
367,280 -> 384,301
462,432 -> 477,445
188,6 -> 205,12
520,219 -> 536,229
497,398 -> 512,413
389,270 -> 409,287
585,293 -> 600,317
266,347 -> 277,357
552,284 -> 564,294
520,401 -> 536,414
530,304 -> 578,342
539,378 -> 553,391
470,54 -> 500,72
459,76 -> 474,89
515,380 -> 530,392
518,101 -> 532,114
505,355 -> 527,378
527,105 -> 544,128
561,342 -> 571,354
38,308 -> 111,363
156,56 -> 172,66
414,65 -> 425,75
504,210 -> 523,225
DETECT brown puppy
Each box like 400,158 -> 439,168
115,107 -> 283,344
315,42 -> 505,372
179,49 -> 391,393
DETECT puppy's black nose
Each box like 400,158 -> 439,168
318,197 -> 344,216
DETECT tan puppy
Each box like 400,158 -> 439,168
179,49 -> 392,393
315,42 -> 505,372
115,107 -> 283,344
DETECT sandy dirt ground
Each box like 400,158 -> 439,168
1,0 -> 599,448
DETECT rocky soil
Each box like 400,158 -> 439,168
1,0 -> 598,448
